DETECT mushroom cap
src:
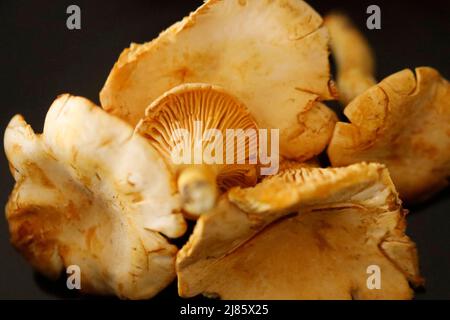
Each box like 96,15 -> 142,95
324,13 -> 376,104
328,67 -> 450,202
136,83 -> 259,190
176,163 -> 421,299
101,0 -> 337,160
4,95 -> 187,299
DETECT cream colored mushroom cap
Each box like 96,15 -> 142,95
101,0 -> 337,160
4,95 -> 186,299
328,67 -> 450,202
177,163 -> 422,299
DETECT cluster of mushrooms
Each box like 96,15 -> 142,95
4,0 -> 449,299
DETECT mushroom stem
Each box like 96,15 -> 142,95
178,166 -> 218,217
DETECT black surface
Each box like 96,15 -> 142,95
0,0 -> 449,299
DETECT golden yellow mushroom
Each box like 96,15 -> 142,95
177,163 -> 422,299
328,67 -> 450,203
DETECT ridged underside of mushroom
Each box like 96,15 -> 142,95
328,67 -> 450,202
101,0 -> 337,160
136,83 -> 259,190
177,163 -> 421,299
324,13 -> 376,104
264,158 -> 320,183
4,95 -> 186,299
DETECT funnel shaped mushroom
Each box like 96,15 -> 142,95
4,95 -> 186,299
136,83 -> 259,216
101,0 -> 337,160
177,163 -> 421,299
325,13 -> 376,104
328,67 -> 450,202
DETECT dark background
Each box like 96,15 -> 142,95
0,0 -> 449,299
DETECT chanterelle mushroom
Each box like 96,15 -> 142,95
136,83 -> 259,216
101,0 -> 337,160
324,13 -> 376,105
177,163 -> 422,299
4,95 -> 186,299
328,67 -> 450,202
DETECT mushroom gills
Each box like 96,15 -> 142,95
136,83 -> 260,217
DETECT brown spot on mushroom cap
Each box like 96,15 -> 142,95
328,67 -> 450,203
7,200 -> 63,280
101,0 -> 336,160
